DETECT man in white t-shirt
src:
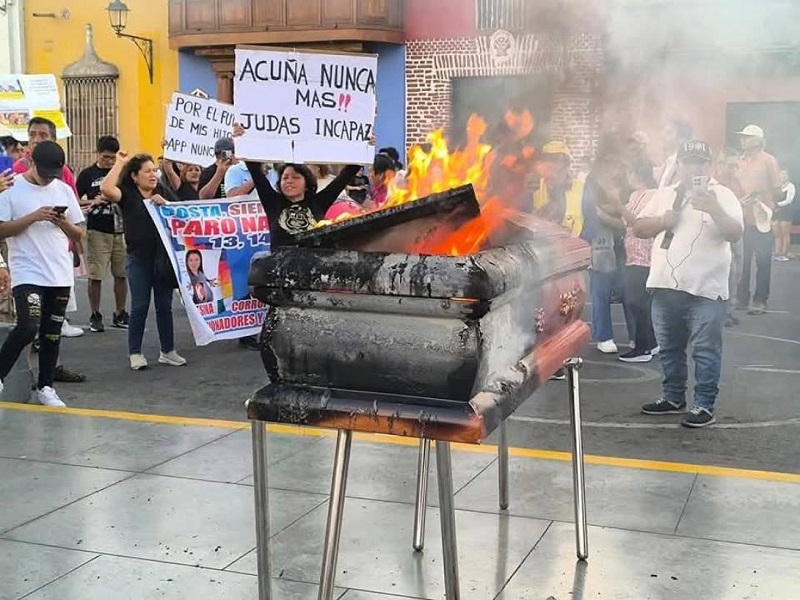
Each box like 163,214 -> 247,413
0,141 -> 86,407
633,140 -> 743,427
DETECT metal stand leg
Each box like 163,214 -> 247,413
318,430 -> 353,600
436,441 -> 461,600
251,422 -> 272,600
498,421 -> 510,510
566,358 -> 588,560
412,438 -> 431,551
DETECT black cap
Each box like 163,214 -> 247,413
372,153 -> 395,175
214,137 -> 235,155
678,140 -> 712,163
31,140 -> 65,179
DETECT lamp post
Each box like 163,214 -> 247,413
106,0 -> 154,84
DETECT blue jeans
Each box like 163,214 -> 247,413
126,253 -> 175,355
590,269 -> 634,343
651,289 -> 725,411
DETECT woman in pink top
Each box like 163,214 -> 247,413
617,161 -> 659,363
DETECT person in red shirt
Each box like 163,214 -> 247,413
12,117 -> 79,197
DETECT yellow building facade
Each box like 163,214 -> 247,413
24,0 -> 178,156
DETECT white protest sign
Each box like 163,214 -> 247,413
163,92 -> 237,167
234,47 -> 377,165
0,74 -> 71,141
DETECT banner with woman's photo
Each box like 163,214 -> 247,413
146,197 -> 270,345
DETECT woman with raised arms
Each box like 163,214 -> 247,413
232,123 -> 372,246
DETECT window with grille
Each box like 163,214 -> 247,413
476,0 -> 531,31
62,76 -> 119,174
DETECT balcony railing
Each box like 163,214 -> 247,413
169,0 -> 404,48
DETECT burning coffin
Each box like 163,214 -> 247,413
247,184 -> 591,443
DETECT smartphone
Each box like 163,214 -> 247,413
692,175 -> 709,193
0,156 -> 14,173
53,206 -> 68,214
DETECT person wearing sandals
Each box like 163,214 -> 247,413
100,151 -> 186,371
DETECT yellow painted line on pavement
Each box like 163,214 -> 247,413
2,402 -> 799,484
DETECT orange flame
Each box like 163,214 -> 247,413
319,111 -> 537,255
402,110 -> 537,256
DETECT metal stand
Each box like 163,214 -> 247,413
251,422 -> 273,600
318,430 -> 353,600
498,421 -> 510,510
566,358 -> 588,560
436,441 -> 461,599
412,421 -> 511,551
412,438 -> 431,551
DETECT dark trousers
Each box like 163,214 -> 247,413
737,226 -> 773,304
624,265 -> 657,351
126,254 -> 175,355
0,285 -> 70,388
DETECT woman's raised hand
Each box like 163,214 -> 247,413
116,150 -> 131,164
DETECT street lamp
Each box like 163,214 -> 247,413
106,0 -> 154,84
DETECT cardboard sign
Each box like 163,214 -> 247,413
234,47 -> 377,165
0,74 -> 71,140
163,92 -> 237,167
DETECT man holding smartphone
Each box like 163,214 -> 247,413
198,137 -> 236,200
0,141 -> 85,407
633,141 -> 743,427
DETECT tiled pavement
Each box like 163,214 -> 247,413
1,406 -> 798,599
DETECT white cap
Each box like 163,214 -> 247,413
737,124 -> 764,138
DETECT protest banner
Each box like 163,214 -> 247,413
233,46 -> 377,165
0,74 -> 71,140
146,197 -> 271,345
163,92 -> 237,167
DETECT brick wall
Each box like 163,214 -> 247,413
405,31 -> 604,168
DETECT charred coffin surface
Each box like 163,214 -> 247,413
247,320 -> 590,443
251,218 -> 590,402
291,184 -> 480,252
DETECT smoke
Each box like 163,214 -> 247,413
602,1 -> 800,160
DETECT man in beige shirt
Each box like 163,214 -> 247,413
735,125 -> 781,315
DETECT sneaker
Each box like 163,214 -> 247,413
159,350 -> 187,367
36,386 -> 66,408
112,310 -> 130,329
61,320 -> 85,338
130,354 -> 148,371
238,335 -> 261,351
748,301 -> 767,316
0,379 -> 4,396
54,365 -> 86,383
597,340 -> 618,354
681,406 -> 716,428
89,312 -> 105,333
650,345 -> 660,355
778,255 -> 790,262
618,348 -> 653,363
641,398 -> 687,415
549,367 -> 566,381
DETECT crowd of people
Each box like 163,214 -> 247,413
0,115 -> 793,424
531,119 -> 794,428
0,117 -> 401,406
